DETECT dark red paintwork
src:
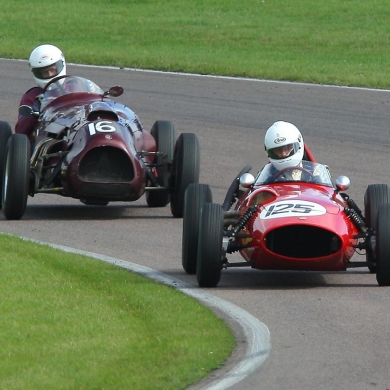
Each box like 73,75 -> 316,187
32,76 -> 155,201
33,77 -> 156,201
3,75 -> 200,220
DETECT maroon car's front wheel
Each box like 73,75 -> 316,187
0,121 -> 13,209
2,134 -> 30,220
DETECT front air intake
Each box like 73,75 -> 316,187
265,225 -> 342,258
78,147 -> 134,182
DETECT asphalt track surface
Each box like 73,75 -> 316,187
1,59 -> 390,389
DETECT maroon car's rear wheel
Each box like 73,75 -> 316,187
146,121 -> 175,208
364,184 -> 390,273
0,121 -> 13,209
375,203 -> 390,286
196,203 -> 224,288
2,134 -> 30,220
182,183 -> 213,274
170,133 -> 200,218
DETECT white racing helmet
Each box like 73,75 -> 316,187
29,44 -> 66,88
264,121 -> 304,170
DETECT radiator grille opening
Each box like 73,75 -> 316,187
265,225 -> 342,258
78,147 -> 134,182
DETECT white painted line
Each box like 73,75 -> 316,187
7,235 -> 271,389
2,57 -> 390,93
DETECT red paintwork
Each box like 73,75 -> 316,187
303,144 -> 316,162
235,182 -> 359,271
34,76 -> 156,201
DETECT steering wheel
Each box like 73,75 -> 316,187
42,74 -> 69,93
273,166 -> 315,181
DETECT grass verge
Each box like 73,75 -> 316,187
0,234 -> 235,390
0,0 -> 389,88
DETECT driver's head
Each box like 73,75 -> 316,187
29,44 -> 66,89
264,121 -> 304,170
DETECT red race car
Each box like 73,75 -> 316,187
182,146 -> 390,287
0,75 -> 199,220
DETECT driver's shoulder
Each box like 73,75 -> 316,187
20,87 -> 43,106
24,86 -> 43,95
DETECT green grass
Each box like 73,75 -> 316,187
0,235 -> 235,390
1,0 -> 390,88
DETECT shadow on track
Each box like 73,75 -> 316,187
166,268 -> 378,290
0,203 -> 175,221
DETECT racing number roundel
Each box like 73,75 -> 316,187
88,121 -> 117,135
260,200 -> 326,219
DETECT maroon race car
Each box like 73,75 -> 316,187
182,147 -> 390,287
0,75 -> 200,220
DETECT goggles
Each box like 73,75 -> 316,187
267,142 -> 300,160
32,60 -> 64,79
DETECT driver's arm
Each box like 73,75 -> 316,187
15,87 -> 42,144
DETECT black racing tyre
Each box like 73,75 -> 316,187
170,133 -> 200,218
364,184 -> 390,273
2,134 -> 31,220
182,183 -> 213,274
0,121 -> 13,209
375,204 -> 390,286
196,203 -> 224,288
146,121 -> 175,207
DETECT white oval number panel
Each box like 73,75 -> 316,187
88,121 -> 117,135
260,200 -> 327,219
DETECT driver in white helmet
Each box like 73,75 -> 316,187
263,121 -> 323,182
15,44 -> 66,145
